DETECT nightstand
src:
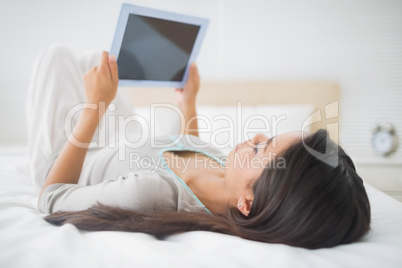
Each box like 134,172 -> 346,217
355,159 -> 402,202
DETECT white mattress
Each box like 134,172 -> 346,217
1,147 -> 401,268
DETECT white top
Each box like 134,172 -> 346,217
38,134 -> 226,215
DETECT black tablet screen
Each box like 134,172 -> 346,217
117,14 -> 200,82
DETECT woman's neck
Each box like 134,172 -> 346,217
163,150 -> 234,215
186,160 -> 233,215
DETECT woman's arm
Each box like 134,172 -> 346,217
39,51 -> 118,199
175,63 -> 200,137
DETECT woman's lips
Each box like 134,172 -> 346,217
235,143 -> 241,152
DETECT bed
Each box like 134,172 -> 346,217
1,81 -> 402,268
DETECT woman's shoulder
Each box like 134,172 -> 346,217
127,170 -> 210,214
121,170 -> 179,197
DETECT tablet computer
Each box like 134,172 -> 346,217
110,3 -> 209,88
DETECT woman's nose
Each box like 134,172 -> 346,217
253,133 -> 269,143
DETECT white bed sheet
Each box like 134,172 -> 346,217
0,147 -> 401,268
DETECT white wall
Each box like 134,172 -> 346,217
1,0 -> 401,162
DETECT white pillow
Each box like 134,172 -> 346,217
132,104 -> 183,137
132,104 -> 314,155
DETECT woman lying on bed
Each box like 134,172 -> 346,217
30,46 -> 370,249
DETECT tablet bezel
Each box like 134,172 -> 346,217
110,3 -> 209,88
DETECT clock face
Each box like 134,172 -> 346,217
372,130 -> 394,155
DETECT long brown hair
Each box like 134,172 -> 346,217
45,129 -> 371,249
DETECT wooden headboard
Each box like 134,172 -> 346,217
123,80 -> 340,139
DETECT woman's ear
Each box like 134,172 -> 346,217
237,197 -> 253,216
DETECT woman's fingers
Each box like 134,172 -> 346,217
99,51 -> 110,72
193,63 -> 199,78
189,63 -> 199,84
98,51 -> 118,86
108,55 -> 118,85
83,51 -> 118,105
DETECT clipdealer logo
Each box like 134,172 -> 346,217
301,100 -> 339,167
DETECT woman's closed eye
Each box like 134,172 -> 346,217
254,142 -> 264,154
254,138 -> 274,154
253,142 -> 265,154
253,145 -> 259,154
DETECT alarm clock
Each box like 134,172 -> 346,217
372,123 -> 399,156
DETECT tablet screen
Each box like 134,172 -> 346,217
117,14 -> 200,82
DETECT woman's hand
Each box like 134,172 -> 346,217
175,63 -> 200,107
174,63 -> 200,136
83,51 -> 118,107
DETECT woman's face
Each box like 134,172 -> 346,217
224,131 -> 306,199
